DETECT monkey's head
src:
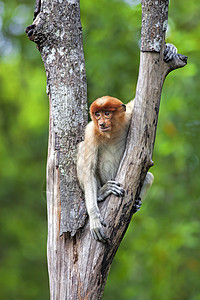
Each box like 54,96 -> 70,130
90,96 -> 126,134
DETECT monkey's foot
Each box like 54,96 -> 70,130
97,181 -> 125,202
164,43 -> 177,62
90,215 -> 108,243
133,197 -> 142,213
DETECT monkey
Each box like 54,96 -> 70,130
77,96 -> 153,242
77,43 -> 177,242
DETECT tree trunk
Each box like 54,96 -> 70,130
25,0 -> 187,299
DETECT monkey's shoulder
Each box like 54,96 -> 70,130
85,121 -> 94,138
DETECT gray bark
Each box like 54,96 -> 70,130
25,0 -> 187,299
141,0 -> 169,52
26,0 -> 88,236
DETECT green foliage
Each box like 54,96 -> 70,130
0,0 -> 200,299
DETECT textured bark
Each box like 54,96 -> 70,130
141,0 -> 169,52
25,0 -> 187,299
26,0 -> 88,236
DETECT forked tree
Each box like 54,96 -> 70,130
26,0 -> 187,299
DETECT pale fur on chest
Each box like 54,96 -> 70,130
97,136 -> 126,186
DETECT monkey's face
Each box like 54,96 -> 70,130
94,110 -> 113,133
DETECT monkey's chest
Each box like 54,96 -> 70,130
97,141 -> 125,185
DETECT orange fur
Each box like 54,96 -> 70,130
90,96 -> 126,140
90,96 -> 124,114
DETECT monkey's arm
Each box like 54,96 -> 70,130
97,172 -> 154,207
77,128 -> 108,242
84,176 -> 108,241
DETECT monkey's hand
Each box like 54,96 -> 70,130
97,181 -> 125,202
90,213 -> 108,243
164,43 -> 177,62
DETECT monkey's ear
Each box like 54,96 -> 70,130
121,104 -> 126,111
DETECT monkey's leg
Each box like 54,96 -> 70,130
134,172 -> 154,212
97,181 -> 125,202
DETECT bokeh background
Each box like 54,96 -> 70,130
0,0 -> 200,299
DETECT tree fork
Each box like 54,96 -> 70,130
25,0 -> 187,299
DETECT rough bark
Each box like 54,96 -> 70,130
141,0 -> 169,52
26,0 -> 88,236
25,0 -> 187,299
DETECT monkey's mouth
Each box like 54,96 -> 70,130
99,127 -> 110,132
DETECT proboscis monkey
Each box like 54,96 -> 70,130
77,44 -> 177,242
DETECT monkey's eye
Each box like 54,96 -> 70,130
104,111 -> 110,116
95,112 -> 100,117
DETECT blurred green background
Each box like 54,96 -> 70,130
0,0 -> 199,299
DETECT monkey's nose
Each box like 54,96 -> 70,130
99,122 -> 106,128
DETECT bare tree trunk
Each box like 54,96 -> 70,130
26,0 -> 187,299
